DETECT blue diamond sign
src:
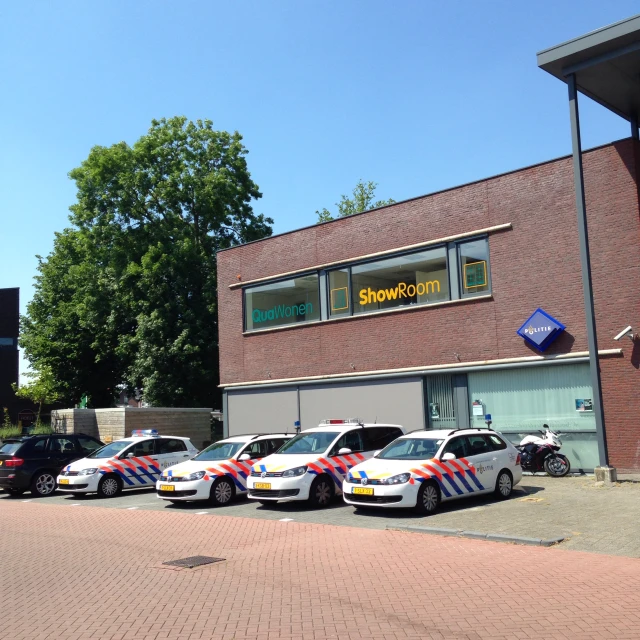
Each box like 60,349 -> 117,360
517,308 -> 565,352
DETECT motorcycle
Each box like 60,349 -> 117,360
516,425 -> 571,477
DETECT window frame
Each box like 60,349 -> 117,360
457,235 -> 491,298
243,271 -> 322,333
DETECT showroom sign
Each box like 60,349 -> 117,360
358,279 -> 441,305
517,308 -> 565,352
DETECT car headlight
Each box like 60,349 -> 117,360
184,470 -> 206,481
383,473 -> 411,485
77,468 -> 98,476
282,466 -> 307,478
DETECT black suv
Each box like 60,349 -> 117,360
0,433 -> 104,497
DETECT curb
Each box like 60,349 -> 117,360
388,525 -> 565,547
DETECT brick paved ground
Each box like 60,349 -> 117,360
2,500 -> 640,640
10,474 -> 640,557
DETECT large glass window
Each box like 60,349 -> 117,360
244,274 -> 320,331
351,246 -> 449,315
459,238 -> 490,295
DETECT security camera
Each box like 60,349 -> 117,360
613,326 -> 633,341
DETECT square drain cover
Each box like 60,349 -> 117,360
163,556 -> 225,569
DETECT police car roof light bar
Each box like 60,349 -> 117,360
131,429 -> 160,437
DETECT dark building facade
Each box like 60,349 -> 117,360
217,140 -> 640,472
0,288 -> 20,420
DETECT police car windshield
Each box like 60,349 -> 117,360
378,437 -> 444,460
277,432 -> 340,454
193,441 -> 244,461
86,441 -> 131,459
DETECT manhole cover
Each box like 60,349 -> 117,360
162,556 -> 225,569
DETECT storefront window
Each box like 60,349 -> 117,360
459,238 -> 490,295
351,246 -> 449,315
244,274 -> 320,331
328,268 -> 350,318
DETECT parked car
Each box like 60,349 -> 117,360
157,433 -> 293,506
246,419 -> 404,508
0,433 -> 104,497
343,428 -> 522,514
57,430 -> 198,498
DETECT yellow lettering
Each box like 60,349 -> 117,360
384,287 -> 398,300
376,290 -> 385,303
416,282 -> 425,296
407,284 -> 416,297
398,282 -> 407,298
367,288 -> 377,304
359,290 -> 368,305
425,280 -> 440,294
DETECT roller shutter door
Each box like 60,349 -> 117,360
227,388 -> 298,436
299,378 -> 424,432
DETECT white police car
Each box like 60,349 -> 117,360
246,420 -> 404,508
57,430 -> 198,498
156,433 -> 293,506
343,428 -> 522,514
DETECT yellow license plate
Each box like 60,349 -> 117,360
254,482 -> 271,490
353,487 -> 374,495
160,484 -> 174,491
59,479 -> 69,485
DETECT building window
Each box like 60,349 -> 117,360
459,238 -> 490,295
244,274 -> 320,332
328,268 -> 350,318
351,246 -> 449,315
0,337 -> 15,349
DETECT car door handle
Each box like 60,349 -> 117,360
151,458 -> 158,461
182,454 -> 189,457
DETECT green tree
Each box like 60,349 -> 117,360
12,367 -> 62,425
21,117 -> 272,408
316,179 -> 396,223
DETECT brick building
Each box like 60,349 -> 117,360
217,139 -> 640,472
0,288 -> 20,421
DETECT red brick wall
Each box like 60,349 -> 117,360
218,139 -> 640,469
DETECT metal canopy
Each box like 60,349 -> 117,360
537,14 -> 640,124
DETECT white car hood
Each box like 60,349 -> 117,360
62,456 -> 113,473
349,457 -> 423,480
251,453 -> 321,473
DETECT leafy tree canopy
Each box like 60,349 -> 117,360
21,117 -> 272,408
12,366 -> 62,424
316,179 -> 395,223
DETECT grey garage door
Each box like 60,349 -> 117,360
227,388 -> 299,436
299,378 -> 425,432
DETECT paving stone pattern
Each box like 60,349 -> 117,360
18,474 -> 640,558
2,499 -> 640,640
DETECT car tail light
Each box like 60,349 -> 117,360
516,454 -> 521,466
5,457 -> 24,467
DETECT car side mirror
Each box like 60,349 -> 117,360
126,452 -> 135,459
441,452 -> 456,461
238,453 -> 251,461
373,450 -> 382,457
338,447 -> 352,455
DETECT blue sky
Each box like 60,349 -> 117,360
1,1 -> 638,378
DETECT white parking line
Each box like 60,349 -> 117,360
70,504 -> 81,507
21,500 -> 32,503
195,511 -> 209,515
279,518 -> 294,522
126,507 -> 139,510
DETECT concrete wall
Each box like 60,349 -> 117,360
52,408 -> 212,449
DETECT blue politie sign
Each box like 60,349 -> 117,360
517,308 -> 565,352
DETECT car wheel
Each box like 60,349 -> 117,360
210,477 -> 235,507
415,480 -> 440,515
308,476 -> 334,508
495,470 -> 513,499
31,471 -> 57,497
8,488 -> 26,497
97,475 -> 121,498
